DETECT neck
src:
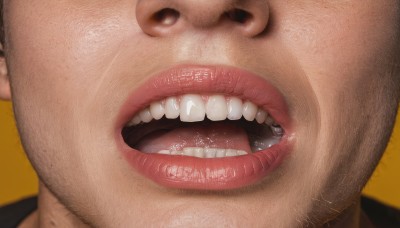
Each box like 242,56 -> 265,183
20,182 -> 90,228
322,200 -> 375,228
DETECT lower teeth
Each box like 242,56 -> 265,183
157,147 -> 247,158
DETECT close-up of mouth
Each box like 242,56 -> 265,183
3,1 -> 400,227
115,65 -> 294,190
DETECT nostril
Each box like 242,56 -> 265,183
226,9 -> 253,24
152,8 -> 180,26
136,0 -> 269,37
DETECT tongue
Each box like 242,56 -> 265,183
136,122 -> 252,154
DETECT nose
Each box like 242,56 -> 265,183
136,0 -> 270,37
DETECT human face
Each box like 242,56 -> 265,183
1,0 -> 400,227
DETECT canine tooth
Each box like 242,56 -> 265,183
158,150 -> 171,155
206,95 -> 228,121
139,108 -> 153,123
205,148 -> 217,158
150,101 -> 165,120
128,115 -> 141,126
225,149 -> 237,157
237,150 -> 247,156
180,94 -> 206,122
227,97 -> 243,120
256,109 -> 267,124
242,101 -> 257,121
165,97 -> 180,119
216,149 -> 226,158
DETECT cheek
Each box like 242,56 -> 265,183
6,2 -> 127,98
279,1 -> 399,143
5,1 -> 141,138
3,1 -> 139,184
272,0 -> 400,211
305,10 -> 399,160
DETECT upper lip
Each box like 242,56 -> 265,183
115,64 -> 292,133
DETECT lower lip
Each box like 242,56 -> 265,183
115,65 -> 293,190
117,136 -> 291,190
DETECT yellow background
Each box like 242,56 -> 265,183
1,100 -> 399,208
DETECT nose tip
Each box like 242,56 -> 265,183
136,0 -> 270,37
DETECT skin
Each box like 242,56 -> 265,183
0,0 -> 400,227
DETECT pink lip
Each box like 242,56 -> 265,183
115,65 -> 294,190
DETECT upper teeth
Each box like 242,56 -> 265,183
126,94 -> 276,127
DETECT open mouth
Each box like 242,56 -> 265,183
115,65 -> 293,190
122,94 -> 284,158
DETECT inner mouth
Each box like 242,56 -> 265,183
121,94 -> 284,158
